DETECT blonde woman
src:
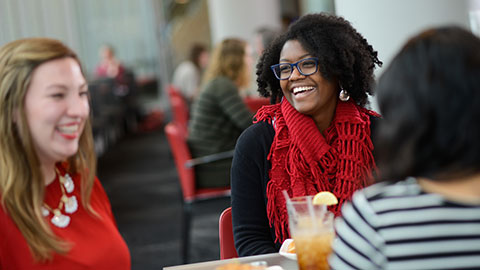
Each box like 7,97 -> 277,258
0,38 -> 130,269
187,38 -> 254,188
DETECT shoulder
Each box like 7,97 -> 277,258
237,121 -> 274,150
344,178 -> 433,221
173,61 -> 196,79
353,178 -> 423,206
91,177 -> 110,201
0,201 -> 10,227
88,176 -> 115,217
205,76 -> 236,92
176,61 -> 195,71
200,77 -> 240,106
196,77 -> 238,105
234,121 -> 274,167
335,178 -> 420,235
369,113 -> 380,124
369,113 -> 381,133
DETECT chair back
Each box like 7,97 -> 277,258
167,85 -> 189,133
219,207 -> 238,259
244,97 -> 270,113
164,122 -> 196,200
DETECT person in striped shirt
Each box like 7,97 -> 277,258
187,38 -> 254,188
330,26 -> 480,270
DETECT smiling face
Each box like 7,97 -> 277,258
23,57 -> 89,168
279,40 -> 338,129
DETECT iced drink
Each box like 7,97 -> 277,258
294,229 -> 334,270
286,196 -> 334,270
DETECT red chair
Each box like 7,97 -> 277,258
167,85 -> 189,133
244,96 -> 270,113
219,207 -> 238,259
164,122 -> 232,263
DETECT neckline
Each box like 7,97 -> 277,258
43,168 -> 78,228
414,177 -> 480,206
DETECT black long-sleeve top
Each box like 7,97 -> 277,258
231,121 -> 279,256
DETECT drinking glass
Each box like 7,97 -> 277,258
286,195 -> 334,270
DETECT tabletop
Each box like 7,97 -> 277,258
163,253 -> 298,270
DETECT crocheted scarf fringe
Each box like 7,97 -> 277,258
254,100 -> 378,243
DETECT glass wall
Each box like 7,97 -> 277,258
0,0 -> 162,80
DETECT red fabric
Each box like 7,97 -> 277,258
0,164 -> 131,270
255,99 -> 378,243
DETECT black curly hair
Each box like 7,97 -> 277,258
256,13 -> 382,106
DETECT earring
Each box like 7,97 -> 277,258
339,88 -> 350,102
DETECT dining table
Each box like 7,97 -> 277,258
163,253 -> 298,270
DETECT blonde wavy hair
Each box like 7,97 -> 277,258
201,38 -> 250,91
0,38 -> 96,261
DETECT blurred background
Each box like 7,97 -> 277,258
2,0 -> 479,114
1,0 -> 480,269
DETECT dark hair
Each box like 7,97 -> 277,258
256,13 -> 382,105
375,26 -> 480,182
189,43 -> 207,69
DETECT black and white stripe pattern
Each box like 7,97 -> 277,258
329,178 -> 480,270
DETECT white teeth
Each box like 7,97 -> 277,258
293,86 -> 314,94
58,125 -> 78,134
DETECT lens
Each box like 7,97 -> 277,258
279,64 -> 292,79
299,59 -> 317,75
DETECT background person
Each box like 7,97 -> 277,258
0,38 -> 130,269
231,13 -> 382,256
330,26 -> 480,270
187,38 -> 254,189
244,26 -> 281,97
254,26 -> 280,57
172,43 -> 210,103
95,44 -> 126,83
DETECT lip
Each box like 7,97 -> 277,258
56,122 -> 82,140
61,122 -> 81,126
58,133 -> 78,140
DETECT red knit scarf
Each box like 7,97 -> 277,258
254,99 -> 378,243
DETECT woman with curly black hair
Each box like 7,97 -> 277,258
231,13 -> 382,256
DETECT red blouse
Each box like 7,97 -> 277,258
0,168 -> 131,270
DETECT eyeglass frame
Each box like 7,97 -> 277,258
270,57 -> 319,80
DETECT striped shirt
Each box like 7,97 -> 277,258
329,177 -> 480,270
187,76 -> 253,188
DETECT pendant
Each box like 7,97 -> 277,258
45,169 -> 77,228
63,173 -> 74,193
64,195 -> 78,214
51,210 -> 70,228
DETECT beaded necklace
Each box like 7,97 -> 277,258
41,168 -> 78,228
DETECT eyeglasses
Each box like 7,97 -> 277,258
270,57 -> 319,80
